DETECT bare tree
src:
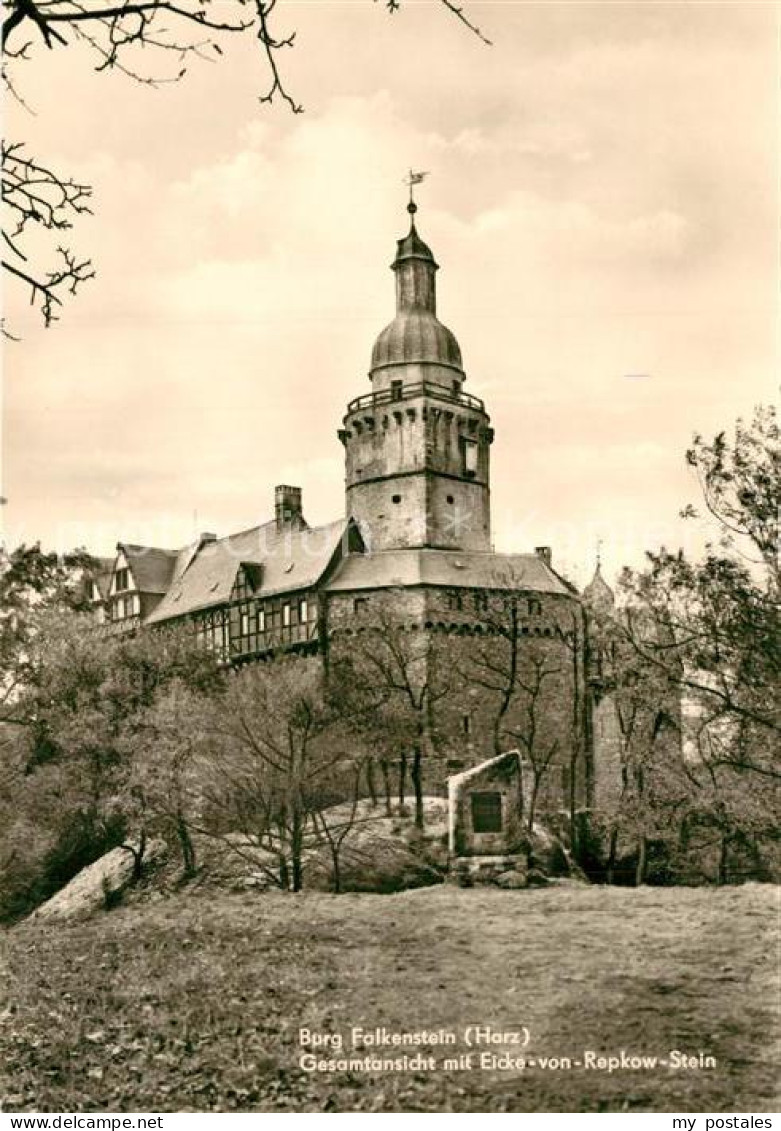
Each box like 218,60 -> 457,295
310,756 -> 369,893
587,601 -> 692,885
201,657 -> 368,890
462,619 -> 562,831
2,143 -> 95,332
124,679 -> 209,878
457,575 -> 582,834
334,596 -> 453,830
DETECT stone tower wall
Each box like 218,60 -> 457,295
324,585 -> 590,822
342,396 -> 492,550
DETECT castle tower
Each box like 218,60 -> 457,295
583,560 -> 615,615
338,202 -> 493,551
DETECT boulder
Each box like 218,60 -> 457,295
494,868 -> 528,890
525,868 -> 549,888
303,797 -> 448,894
30,840 -> 166,923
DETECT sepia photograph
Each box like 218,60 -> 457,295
1,0 -> 778,1118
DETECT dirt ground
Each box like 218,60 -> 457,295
2,883 -> 778,1112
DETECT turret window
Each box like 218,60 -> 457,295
391,380 -> 403,402
462,439 -> 478,477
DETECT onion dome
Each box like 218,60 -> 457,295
371,310 -> 463,371
369,202 -> 464,375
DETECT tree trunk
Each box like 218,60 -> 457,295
526,773 -> 541,834
492,716 -> 503,758
717,834 -> 729,885
606,827 -> 619,885
635,835 -> 647,887
176,814 -> 196,879
122,828 -> 147,884
411,744 -> 424,830
398,750 -> 408,812
133,827 -> 147,882
278,855 -> 290,891
366,758 -> 378,808
380,758 -> 392,817
291,809 -> 304,892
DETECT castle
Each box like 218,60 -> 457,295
86,200 -> 655,825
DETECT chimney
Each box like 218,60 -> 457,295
275,485 -> 303,530
535,546 -> 552,566
199,532 -> 217,545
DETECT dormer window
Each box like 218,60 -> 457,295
115,593 -> 139,620
115,567 -> 130,592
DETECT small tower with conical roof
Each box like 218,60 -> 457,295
583,559 -> 615,615
338,202 -> 493,551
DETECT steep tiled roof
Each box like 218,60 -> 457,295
146,519 -> 352,624
325,548 -> 573,596
120,545 -> 178,594
90,557 -> 115,600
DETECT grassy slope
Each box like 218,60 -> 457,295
2,884 -> 778,1113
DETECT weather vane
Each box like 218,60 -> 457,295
596,537 -> 604,569
403,169 -> 430,210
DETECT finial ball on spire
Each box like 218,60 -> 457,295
408,201 -> 417,215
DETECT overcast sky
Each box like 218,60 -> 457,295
3,1 -> 776,587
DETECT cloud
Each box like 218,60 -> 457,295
3,5 -> 775,576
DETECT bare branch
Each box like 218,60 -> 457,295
439,0 -> 492,46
